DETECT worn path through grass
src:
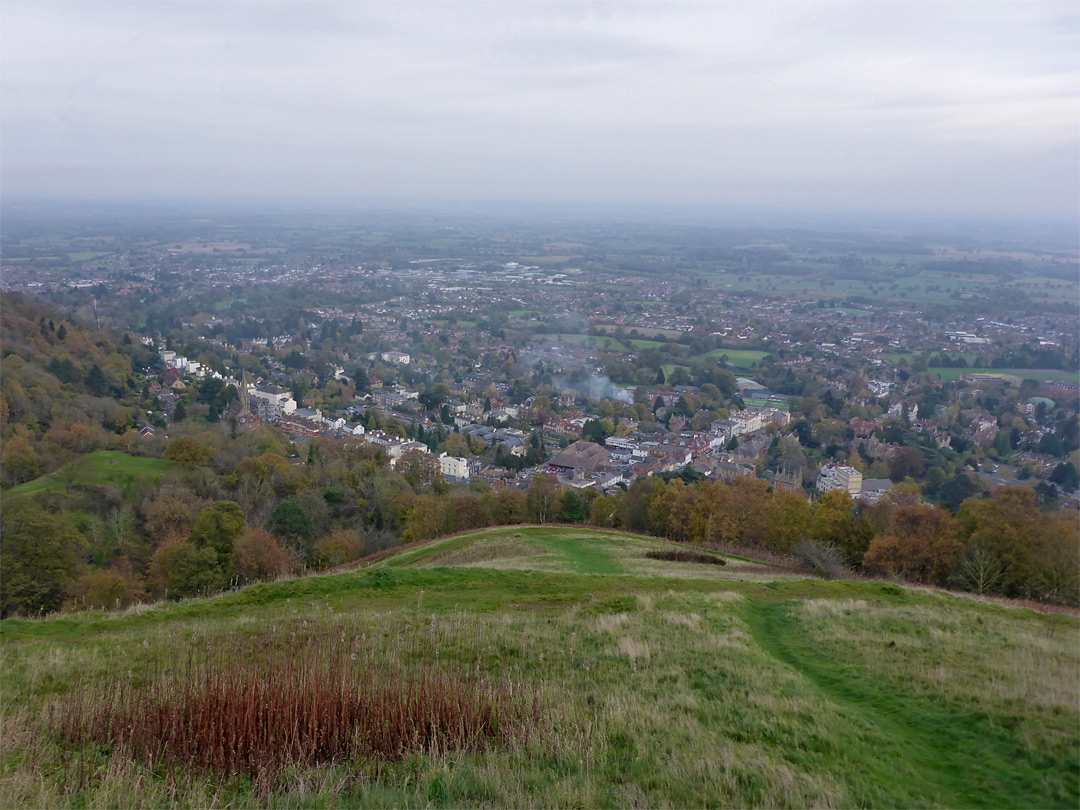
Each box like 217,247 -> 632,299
742,600 -> 1078,809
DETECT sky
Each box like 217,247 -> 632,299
2,1 -> 1077,223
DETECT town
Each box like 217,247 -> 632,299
3,207 -> 1078,512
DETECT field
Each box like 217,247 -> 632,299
696,348 -> 770,366
1,527 -> 1076,808
548,334 -> 630,352
592,325 -> 689,340
8,451 -> 179,499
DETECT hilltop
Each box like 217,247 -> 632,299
2,527 -> 1076,809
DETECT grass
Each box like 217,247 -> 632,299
8,451 -> 180,499
2,527 -> 1077,808
549,334 -> 629,352
696,348 -> 770,366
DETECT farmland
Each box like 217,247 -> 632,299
2,527 -> 1076,809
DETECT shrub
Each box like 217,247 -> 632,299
794,541 -> 848,580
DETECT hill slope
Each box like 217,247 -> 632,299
2,527 -> 1077,808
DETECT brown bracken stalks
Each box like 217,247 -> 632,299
49,626 -> 545,791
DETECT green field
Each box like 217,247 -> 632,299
697,348 -> 770,367
8,451 -> 179,499
550,334 -> 630,352
2,527 -> 1076,808
212,297 -> 247,311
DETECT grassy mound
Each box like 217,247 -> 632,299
2,527 -> 1077,808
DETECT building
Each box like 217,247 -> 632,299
380,351 -> 411,365
248,383 -> 297,421
858,478 -> 894,503
547,440 -> 610,478
439,454 -> 470,482
816,464 -> 863,496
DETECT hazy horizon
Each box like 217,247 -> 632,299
2,1 -> 1077,224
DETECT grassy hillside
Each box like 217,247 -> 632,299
8,450 -> 180,499
2,527 -> 1076,808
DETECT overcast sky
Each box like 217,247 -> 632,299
2,1 -> 1077,222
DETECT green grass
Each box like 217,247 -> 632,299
551,334 -> 630,352
2,527 -> 1076,808
696,348 -> 770,366
8,451 -> 180,499
212,297 -> 247,311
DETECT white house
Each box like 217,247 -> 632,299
439,454 -> 469,482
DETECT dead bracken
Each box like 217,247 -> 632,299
646,549 -> 726,565
48,626 -> 547,790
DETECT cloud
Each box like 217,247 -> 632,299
2,1 -> 1076,221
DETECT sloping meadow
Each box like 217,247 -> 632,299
1,530 -> 1078,808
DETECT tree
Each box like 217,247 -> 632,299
1050,462 -> 1079,492
0,500 -> 87,616
561,490 -> 586,523
958,487 -> 1079,603
86,364 -> 108,396
149,538 -> 226,599
397,449 -> 442,488
582,419 -> 614,445
888,446 -> 926,482
955,543 -> 1006,595
809,490 -> 874,567
655,367 -> 666,385
314,528 -> 368,568
163,436 -> 209,468
862,504 -> 963,585
173,400 -> 187,422
527,474 -> 562,523
232,527 -> 295,583
189,501 -> 246,571
268,501 -> 314,561
66,558 -> 145,611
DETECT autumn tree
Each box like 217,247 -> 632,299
232,527 -> 295,583
315,528 -> 369,568
808,490 -> 875,567
862,503 -> 963,585
163,436 -> 210,468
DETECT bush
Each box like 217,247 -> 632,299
794,541 -> 848,580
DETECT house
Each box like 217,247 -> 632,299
439,454 -> 470,482
138,424 -> 156,440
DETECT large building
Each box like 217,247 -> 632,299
816,464 -> 863,496
248,382 -> 297,421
